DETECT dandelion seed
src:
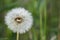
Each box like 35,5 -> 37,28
5,8 -> 33,34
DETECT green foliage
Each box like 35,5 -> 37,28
0,0 -> 58,40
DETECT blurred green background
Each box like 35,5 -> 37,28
0,0 -> 59,40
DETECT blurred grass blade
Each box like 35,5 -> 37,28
32,28 -> 37,40
44,0 -> 47,40
39,0 -> 47,40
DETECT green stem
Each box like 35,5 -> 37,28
32,27 -> 37,40
39,0 -> 47,40
39,2 -> 44,40
44,0 -> 47,40
37,0 -> 43,40
16,32 -> 19,40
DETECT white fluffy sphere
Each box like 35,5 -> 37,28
5,8 -> 33,34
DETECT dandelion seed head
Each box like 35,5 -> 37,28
5,8 -> 33,34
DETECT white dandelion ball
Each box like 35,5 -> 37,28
5,8 -> 33,34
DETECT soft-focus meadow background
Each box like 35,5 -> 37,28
0,0 -> 59,40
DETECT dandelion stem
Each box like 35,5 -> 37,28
16,32 -> 19,40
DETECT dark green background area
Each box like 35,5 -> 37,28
0,0 -> 59,40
